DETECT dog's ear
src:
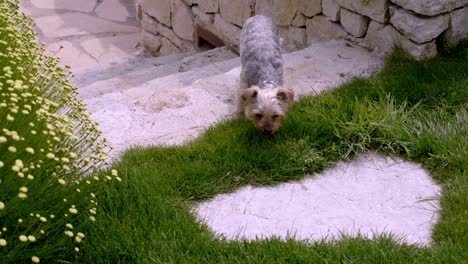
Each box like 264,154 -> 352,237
276,88 -> 294,106
240,88 -> 258,102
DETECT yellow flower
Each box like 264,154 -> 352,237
75,236 -> 82,243
111,169 -> 118,176
19,186 -> 28,193
18,193 -> 27,199
19,235 -> 27,242
69,208 -> 78,214
46,153 -> 55,159
8,146 -> 16,152
27,235 -> 36,242
0,239 -> 6,246
66,223 -> 73,229
0,201 -> 4,209
89,216 -> 96,222
64,231 -> 73,237
31,256 -> 40,263
0,136 -> 6,143
40,217 -> 47,222
75,247 -> 80,252
77,232 -> 85,238
18,218 -> 23,223
15,159 -> 24,168
58,179 -> 66,185
12,165 -> 20,172
26,147 -> 35,154
0,161 -> 3,168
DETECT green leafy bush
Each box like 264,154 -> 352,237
0,0 -> 119,262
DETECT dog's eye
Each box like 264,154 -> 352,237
255,113 -> 263,119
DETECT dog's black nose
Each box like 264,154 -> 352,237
264,128 -> 272,134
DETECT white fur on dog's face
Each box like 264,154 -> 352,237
241,86 -> 294,135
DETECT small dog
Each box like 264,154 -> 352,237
237,15 -> 294,135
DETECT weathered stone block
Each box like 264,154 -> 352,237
159,37 -> 181,55
142,31 -> 162,55
291,11 -> 306,27
142,12 -> 192,50
365,21 -> 399,53
192,6 -> 214,24
339,0 -> 388,23
390,0 -> 465,16
441,6 -> 468,48
323,0 -> 340,22
219,0 -> 251,27
255,0 -> 296,26
306,15 -> 348,44
390,6 -> 449,44
139,0 -> 171,26
197,0 -> 218,13
400,37 -> 437,60
365,21 -> 438,60
214,14 -> 242,52
288,26 -> 307,48
340,8 -> 370,38
293,0 -> 322,17
172,0 -> 195,41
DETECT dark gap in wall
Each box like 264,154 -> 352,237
196,24 -> 224,50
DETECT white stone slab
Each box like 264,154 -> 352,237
79,33 -> 141,62
194,153 -> 441,246
96,0 -> 131,22
30,0 -> 96,13
34,13 -> 139,38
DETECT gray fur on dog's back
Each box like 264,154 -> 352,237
240,15 -> 283,88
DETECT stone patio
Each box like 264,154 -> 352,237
21,0 -> 142,69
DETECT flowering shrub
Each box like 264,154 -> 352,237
0,0 -> 119,262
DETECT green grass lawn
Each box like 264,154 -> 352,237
77,47 -> 468,263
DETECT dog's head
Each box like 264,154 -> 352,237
240,86 -> 294,135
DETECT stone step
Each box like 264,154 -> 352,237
74,47 -> 238,100
83,40 -> 383,160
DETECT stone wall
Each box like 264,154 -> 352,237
137,0 -> 467,60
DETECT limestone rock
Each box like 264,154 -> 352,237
293,0 -> 322,18
390,6 -> 449,44
219,0 -> 251,27
198,0 -> 218,13
214,14 -> 242,52
192,6 -> 214,25
139,0 -> 171,27
291,11 -> 306,27
255,0 -> 296,26
141,13 -> 189,50
306,15 -> 348,44
183,0 -> 196,6
288,27 -> 307,48
339,0 -> 388,23
323,0 -> 341,22
365,22 -> 438,60
172,0 -> 195,41
364,21 -> 400,53
390,0 -> 465,16
159,37 -> 181,56
441,6 -> 468,48
142,31 -> 162,55
400,37 -> 437,60
340,8 -> 370,38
